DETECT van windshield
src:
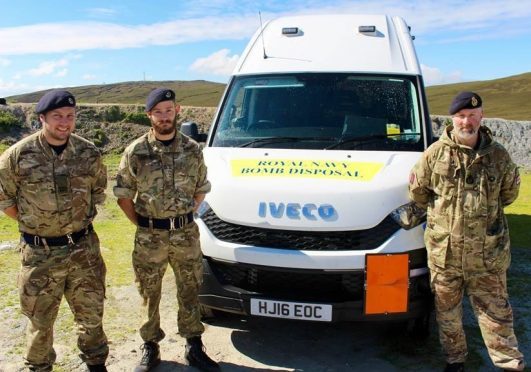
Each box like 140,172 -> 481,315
211,74 -> 424,151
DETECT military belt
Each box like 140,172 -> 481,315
137,212 -> 194,230
22,224 -> 94,247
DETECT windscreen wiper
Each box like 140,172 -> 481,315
239,136 -> 336,148
325,133 -> 421,150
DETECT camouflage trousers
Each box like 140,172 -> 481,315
430,267 -> 524,370
18,230 -> 108,371
133,222 -> 204,342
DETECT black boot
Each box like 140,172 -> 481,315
185,336 -> 220,371
134,341 -> 161,372
444,362 -> 465,372
86,364 -> 107,372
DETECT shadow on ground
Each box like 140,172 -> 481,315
201,244 -> 530,372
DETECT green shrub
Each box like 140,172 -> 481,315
123,112 -> 150,126
103,105 -> 125,122
92,128 -> 107,147
0,143 -> 9,154
0,111 -> 21,131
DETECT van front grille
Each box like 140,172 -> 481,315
200,209 -> 400,251
207,259 -> 365,302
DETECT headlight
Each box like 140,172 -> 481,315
390,202 -> 426,230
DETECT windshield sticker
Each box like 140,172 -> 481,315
231,159 -> 384,181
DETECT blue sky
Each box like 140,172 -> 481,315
0,0 -> 530,97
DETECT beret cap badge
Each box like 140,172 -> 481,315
145,88 -> 176,111
448,91 -> 482,115
35,90 -> 76,114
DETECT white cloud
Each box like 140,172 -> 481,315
293,0 -> 531,37
0,79 -> 29,97
0,17 -> 257,56
28,58 -> 69,76
0,2 -> 529,56
12,73 -> 22,80
190,49 -> 239,76
55,68 -> 68,77
82,74 -> 97,80
0,57 -> 10,67
85,8 -> 117,17
0,80 -> 65,97
421,64 -> 463,86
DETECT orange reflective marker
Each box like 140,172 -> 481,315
364,253 -> 409,315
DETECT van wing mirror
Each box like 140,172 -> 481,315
180,121 -> 207,143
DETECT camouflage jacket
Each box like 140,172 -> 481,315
0,130 -> 107,236
113,129 -> 211,218
409,125 -> 520,274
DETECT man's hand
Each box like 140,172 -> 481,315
193,194 -> 206,213
117,198 -> 138,225
2,205 -> 18,220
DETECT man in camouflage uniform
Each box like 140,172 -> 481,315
409,92 -> 524,372
0,90 -> 108,372
114,88 -> 219,372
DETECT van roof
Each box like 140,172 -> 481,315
234,14 -> 422,76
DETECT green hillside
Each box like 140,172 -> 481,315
8,80 -> 225,107
6,72 -> 530,119
426,72 -> 531,120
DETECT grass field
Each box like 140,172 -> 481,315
506,171 -> 531,247
0,156 -> 529,370
8,80 -> 226,107
7,72 -> 531,120
0,156 -> 529,299
426,72 -> 531,120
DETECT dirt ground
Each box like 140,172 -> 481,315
0,246 -> 529,372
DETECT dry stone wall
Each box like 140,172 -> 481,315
1,104 -> 530,169
431,116 -> 531,170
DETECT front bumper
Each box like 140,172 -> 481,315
199,252 -> 433,322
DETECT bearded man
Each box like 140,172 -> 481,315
114,88 -> 218,372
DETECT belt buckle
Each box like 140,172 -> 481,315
169,217 -> 176,231
66,233 -> 74,245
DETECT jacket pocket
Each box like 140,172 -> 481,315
483,231 -> 510,273
425,227 -> 450,269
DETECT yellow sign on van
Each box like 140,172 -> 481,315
231,159 -> 384,181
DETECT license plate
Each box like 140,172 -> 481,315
250,298 -> 332,321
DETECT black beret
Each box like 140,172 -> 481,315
448,91 -> 482,115
145,88 -> 175,112
35,90 -> 76,115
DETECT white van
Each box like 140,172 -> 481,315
188,14 -> 434,334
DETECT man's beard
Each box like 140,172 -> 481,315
152,118 -> 177,136
454,127 -> 478,142
454,127 -> 479,142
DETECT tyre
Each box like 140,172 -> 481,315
406,311 -> 431,340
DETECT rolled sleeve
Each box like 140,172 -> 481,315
408,153 -> 433,210
92,155 -> 108,205
500,161 -> 520,207
0,151 -> 17,211
195,152 -> 211,195
113,151 -> 138,199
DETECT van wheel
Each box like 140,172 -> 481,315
406,312 -> 431,340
